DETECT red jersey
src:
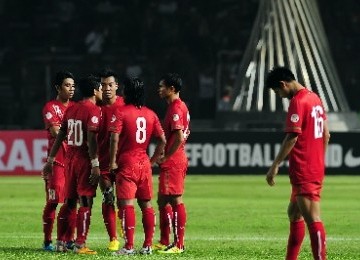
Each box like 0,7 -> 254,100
285,88 -> 327,185
43,100 -> 75,166
60,100 -> 101,157
163,98 -> 190,160
98,96 -> 125,172
109,104 -> 164,166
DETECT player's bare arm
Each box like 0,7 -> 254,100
48,125 -> 60,138
109,132 -> 119,171
150,134 -> 166,166
42,129 -> 67,179
266,132 -> 298,186
157,129 -> 183,164
88,130 -> 100,186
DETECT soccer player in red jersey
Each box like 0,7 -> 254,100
41,70 -> 75,251
109,77 -> 166,255
265,67 -> 330,260
43,75 -> 103,254
98,68 -> 125,251
154,73 -> 190,254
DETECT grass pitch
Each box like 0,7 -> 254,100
0,175 -> 358,259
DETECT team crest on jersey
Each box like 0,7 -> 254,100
290,114 -> 299,123
45,112 -> 53,119
173,114 -> 180,121
91,116 -> 99,124
111,114 -> 116,123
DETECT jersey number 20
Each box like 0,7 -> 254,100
67,119 -> 83,146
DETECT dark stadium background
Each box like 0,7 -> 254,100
0,0 -> 358,129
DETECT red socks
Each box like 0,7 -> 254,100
56,204 -> 71,241
102,203 -> 117,240
119,205 -> 136,249
142,207 -> 155,247
75,207 -> 92,246
42,202 -> 57,242
286,220 -> 326,260
173,203 -> 186,249
286,220 -> 305,260
159,205 -> 173,245
308,222 -> 326,260
64,208 -> 76,242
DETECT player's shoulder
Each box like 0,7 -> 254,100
115,96 -> 125,107
68,101 -> 76,107
143,106 -> 158,117
43,99 -> 57,109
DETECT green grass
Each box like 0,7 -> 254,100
0,175 -> 359,259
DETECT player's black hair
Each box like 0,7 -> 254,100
123,76 -> 145,108
160,73 -> 183,93
265,67 -> 296,89
98,67 -> 119,83
54,70 -> 75,87
78,75 -> 101,98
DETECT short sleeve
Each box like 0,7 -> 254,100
169,106 -> 184,131
43,102 -> 62,129
285,98 -> 303,134
87,106 -> 101,132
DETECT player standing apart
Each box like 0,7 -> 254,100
154,73 -> 190,254
41,70 -> 75,251
98,68 -> 125,251
43,75 -> 103,254
109,77 -> 166,255
265,67 -> 330,260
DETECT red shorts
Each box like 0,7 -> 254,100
115,160 -> 153,200
65,157 -> 97,199
290,182 -> 322,202
45,163 -> 66,203
158,158 -> 187,195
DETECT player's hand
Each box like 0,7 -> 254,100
109,162 -> 118,174
157,155 -> 168,165
102,187 -> 115,205
41,162 -> 53,180
150,161 -> 158,167
89,166 -> 100,186
266,164 -> 279,186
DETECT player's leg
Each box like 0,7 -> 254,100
113,169 -> 136,255
296,195 -> 326,260
73,161 -> 98,255
55,161 -> 78,252
114,199 -> 136,255
156,194 -> 173,249
42,186 -> 57,250
286,200 -> 305,260
73,195 -> 96,254
156,167 -> 173,249
42,164 -> 64,250
99,173 -> 119,250
169,195 -> 186,251
56,198 -> 77,252
63,198 -> 77,250
42,200 -> 57,250
137,170 -> 155,254
157,162 -> 187,254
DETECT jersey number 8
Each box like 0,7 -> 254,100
136,117 -> 146,144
